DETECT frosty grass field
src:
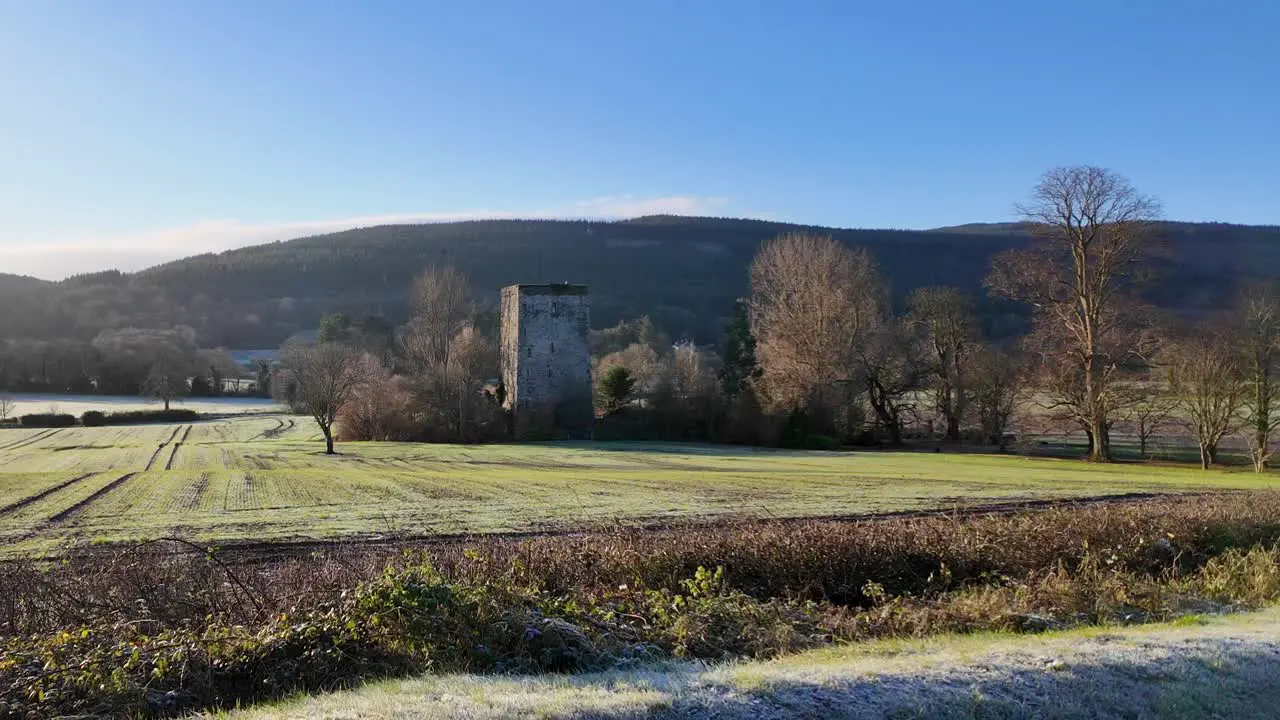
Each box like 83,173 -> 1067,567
1,414 -> 1278,557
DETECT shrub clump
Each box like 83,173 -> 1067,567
0,560 -> 820,718
89,409 -> 201,425
18,413 -> 76,428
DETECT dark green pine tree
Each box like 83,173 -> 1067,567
719,299 -> 762,399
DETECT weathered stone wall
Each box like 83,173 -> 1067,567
500,284 -> 592,439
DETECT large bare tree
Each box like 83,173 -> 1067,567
401,265 -> 474,370
143,351 -> 192,411
986,166 -> 1161,462
281,342 -> 367,455
907,286 -> 978,441
749,232 -> 884,418
1240,284 -> 1280,472
1165,326 -> 1247,470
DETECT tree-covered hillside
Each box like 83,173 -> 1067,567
1,216 -> 1276,348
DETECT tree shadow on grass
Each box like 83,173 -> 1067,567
626,637 -> 1280,719
261,626 -> 1280,720
548,441 -> 828,459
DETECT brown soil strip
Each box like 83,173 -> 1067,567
164,425 -> 193,471
0,474 -> 94,516
48,473 -> 137,524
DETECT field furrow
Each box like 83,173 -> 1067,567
0,473 -> 95,516
169,473 -> 210,512
48,473 -> 138,524
0,428 -> 62,452
164,425 -> 193,471
143,426 -> 184,471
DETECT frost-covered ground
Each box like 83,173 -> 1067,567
223,608 -> 1280,719
1,393 -> 280,417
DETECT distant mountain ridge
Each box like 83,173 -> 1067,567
1,216 -> 1277,348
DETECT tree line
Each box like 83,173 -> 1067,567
278,166 -> 1277,471
0,328 -> 262,405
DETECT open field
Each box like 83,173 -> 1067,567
1,414 -> 1278,556
0,393 -> 282,417
221,607 -> 1280,720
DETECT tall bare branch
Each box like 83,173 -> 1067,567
986,165 -> 1161,461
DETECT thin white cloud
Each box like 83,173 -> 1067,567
0,195 -> 730,280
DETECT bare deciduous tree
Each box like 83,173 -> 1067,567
749,233 -> 884,416
143,352 -> 192,411
856,320 -> 926,445
1117,378 -> 1178,460
907,286 -> 978,442
986,165 -> 1161,462
281,342 -> 367,455
1165,328 -> 1247,470
409,325 -> 503,443
1240,284 -> 1280,472
970,346 -> 1025,449
402,266 -> 474,369
0,395 -> 14,422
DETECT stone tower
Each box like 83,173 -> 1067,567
500,284 -> 592,439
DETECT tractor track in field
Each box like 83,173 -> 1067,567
173,472 -> 209,512
47,473 -> 137,524
0,428 -> 62,452
0,474 -> 95,516
143,426 -> 184,471
163,425 -> 193,471
251,418 -> 289,441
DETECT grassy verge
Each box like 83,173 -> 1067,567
5,492 -> 1280,717
221,607 -> 1280,719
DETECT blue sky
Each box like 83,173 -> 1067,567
1,1 -> 1276,278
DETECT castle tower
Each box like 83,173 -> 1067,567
500,284 -> 592,439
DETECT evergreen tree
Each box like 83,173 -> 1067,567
719,299 -> 762,399
599,366 -> 636,413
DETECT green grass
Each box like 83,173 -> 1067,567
1,415 -> 1277,556
216,606 -> 1280,720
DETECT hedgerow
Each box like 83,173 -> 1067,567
4,492 -> 1280,717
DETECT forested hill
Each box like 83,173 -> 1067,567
2,216 -> 1278,348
